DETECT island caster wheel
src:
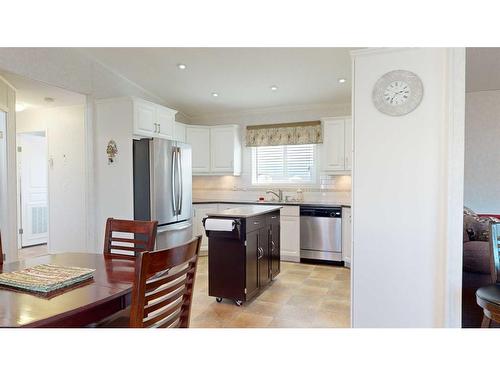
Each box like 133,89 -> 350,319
235,300 -> 243,306
216,297 -> 223,303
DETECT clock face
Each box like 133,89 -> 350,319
384,80 -> 411,106
372,70 -> 423,116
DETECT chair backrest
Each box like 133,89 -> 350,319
129,235 -> 202,328
103,218 -> 158,258
490,222 -> 500,283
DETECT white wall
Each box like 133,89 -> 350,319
93,98 -> 135,252
352,48 -> 465,327
464,90 -> 500,214
16,106 -> 86,252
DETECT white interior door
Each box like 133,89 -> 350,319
19,133 -> 48,247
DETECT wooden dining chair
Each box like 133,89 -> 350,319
476,222 -> 500,327
98,235 -> 202,328
103,218 -> 158,258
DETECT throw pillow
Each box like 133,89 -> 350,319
463,206 -> 500,241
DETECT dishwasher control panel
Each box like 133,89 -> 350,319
299,207 -> 342,218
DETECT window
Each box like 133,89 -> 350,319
252,144 -> 316,184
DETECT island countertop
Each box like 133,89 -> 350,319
205,204 -> 282,218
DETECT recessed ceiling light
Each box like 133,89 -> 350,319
15,102 -> 27,112
212,92 -> 219,97
338,78 -> 346,84
270,85 -> 278,91
177,63 -> 187,70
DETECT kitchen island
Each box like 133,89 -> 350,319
203,205 -> 281,305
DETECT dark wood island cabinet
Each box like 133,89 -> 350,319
203,205 -> 281,305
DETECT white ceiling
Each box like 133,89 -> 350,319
0,70 -> 85,110
466,48 -> 500,92
80,48 -> 353,116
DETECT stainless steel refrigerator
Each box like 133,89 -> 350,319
133,138 -> 193,249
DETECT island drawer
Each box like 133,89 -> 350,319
245,217 -> 267,233
268,212 -> 280,224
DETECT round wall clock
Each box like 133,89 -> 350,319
372,70 -> 423,116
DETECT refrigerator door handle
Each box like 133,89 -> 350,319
177,146 -> 183,215
171,147 -> 177,216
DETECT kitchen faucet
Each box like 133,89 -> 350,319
266,189 -> 283,201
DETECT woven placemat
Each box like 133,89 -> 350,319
0,264 -> 95,293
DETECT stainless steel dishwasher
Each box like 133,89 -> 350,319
300,206 -> 342,261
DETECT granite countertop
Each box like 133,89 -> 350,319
206,205 -> 282,218
193,199 -> 351,208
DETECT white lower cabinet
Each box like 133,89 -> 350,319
280,205 -> 301,262
193,204 -> 218,254
342,206 -> 352,267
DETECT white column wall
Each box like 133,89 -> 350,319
351,48 -> 465,327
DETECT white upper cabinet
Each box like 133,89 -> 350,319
173,122 -> 186,143
186,124 -> 241,176
321,117 -> 352,173
186,126 -> 211,173
133,98 -> 177,140
210,126 -> 237,173
134,99 -> 156,134
156,106 -> 175,139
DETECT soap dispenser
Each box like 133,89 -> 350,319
296,188 -> 304,202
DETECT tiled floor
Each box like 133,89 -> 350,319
190,256 -> 351,328
18,244 -> 48,260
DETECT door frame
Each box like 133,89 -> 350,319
0,75 -> 17,263
442,48 -> 466,327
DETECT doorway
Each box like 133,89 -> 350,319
0,69 -> 87,260
462,47 -> 500,327
17,131 -> 48,257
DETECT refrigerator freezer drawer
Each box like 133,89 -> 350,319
156,221 -> 193,250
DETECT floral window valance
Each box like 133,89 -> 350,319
245,121 -> 323,147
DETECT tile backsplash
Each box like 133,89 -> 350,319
192,174 -> 351,204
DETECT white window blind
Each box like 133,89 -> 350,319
252,144 -> 316,184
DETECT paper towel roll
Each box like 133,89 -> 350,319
204,218 -> 235,232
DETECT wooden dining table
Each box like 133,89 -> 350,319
0,253 -> 136,328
